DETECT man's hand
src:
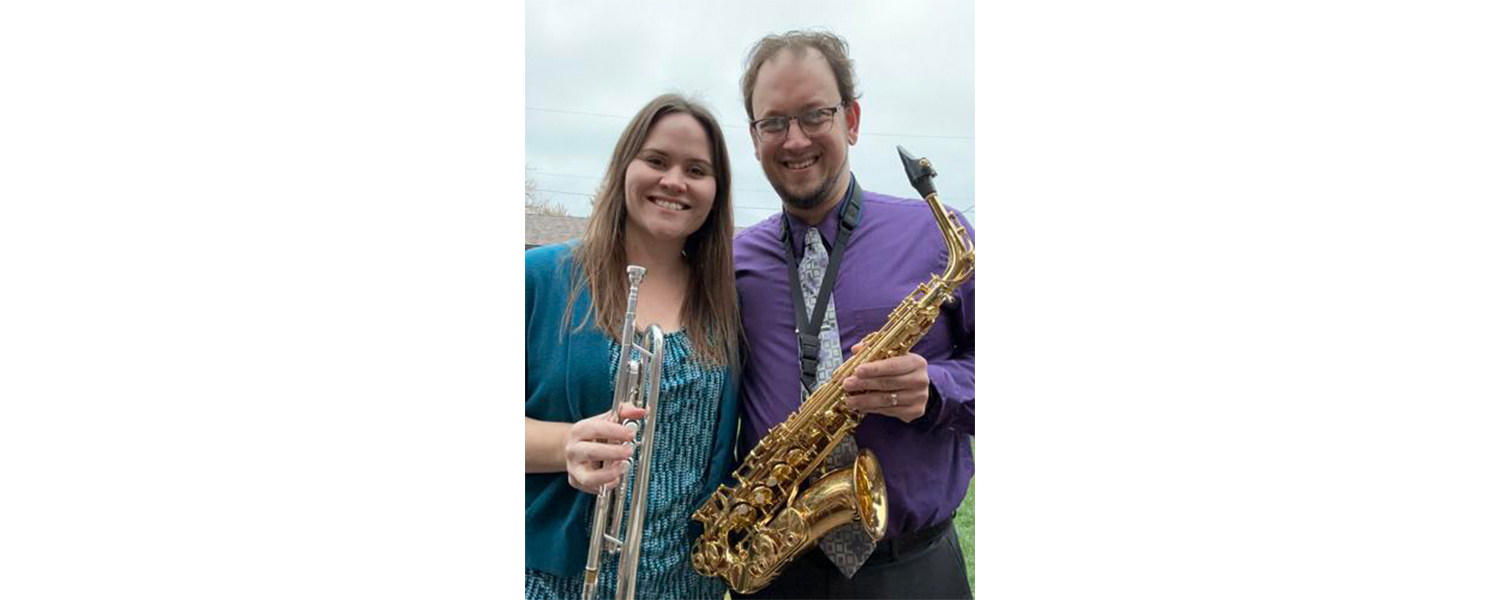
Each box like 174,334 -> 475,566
841,343 -> 930,422
564,402 -> 646,494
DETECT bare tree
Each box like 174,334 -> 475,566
525,165 -> 569,216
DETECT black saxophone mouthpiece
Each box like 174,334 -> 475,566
897,145 -> 938,198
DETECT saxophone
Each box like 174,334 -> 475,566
690,147 -> 975,594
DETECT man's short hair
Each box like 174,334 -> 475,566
740,29 -> 861,120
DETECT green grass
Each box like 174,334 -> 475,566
955,471 -> 975,594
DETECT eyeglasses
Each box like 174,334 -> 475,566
750,104 -> 843,143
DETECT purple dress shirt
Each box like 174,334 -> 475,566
733,183 -> 976,539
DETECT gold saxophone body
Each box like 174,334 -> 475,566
690,147 -> 975,594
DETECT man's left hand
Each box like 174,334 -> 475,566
841,343 -> 929,422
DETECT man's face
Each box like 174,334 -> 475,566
749,49 -> 861,214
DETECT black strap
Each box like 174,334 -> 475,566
781,178 -> 863,396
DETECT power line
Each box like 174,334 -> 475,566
530,170 -> 598,180
533,186 -> 780,212
525,107 -> 630,119
533,164 -> 974,217
530,170 -> 967,203
533,188 -> 593,197
860,132 -> 973,141
531,170 -> 784,199
527,191 -> 962,219
528,106 -> 972,140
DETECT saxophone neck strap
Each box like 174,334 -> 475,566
780,177 -> 863,395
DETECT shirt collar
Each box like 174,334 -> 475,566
786,175 -> 858,259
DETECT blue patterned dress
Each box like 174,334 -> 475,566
525,330 -> 728,600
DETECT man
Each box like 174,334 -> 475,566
732,30 -> 976,599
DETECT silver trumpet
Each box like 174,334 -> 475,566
582,265 -> 666,600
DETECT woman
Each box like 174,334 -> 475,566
524,94 -> 739,599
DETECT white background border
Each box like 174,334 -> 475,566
3,1 -> 1497,598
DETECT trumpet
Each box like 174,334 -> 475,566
582,265 -> 666,600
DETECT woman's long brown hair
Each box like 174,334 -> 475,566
567,93 -> 740,368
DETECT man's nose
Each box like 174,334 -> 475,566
781,122 -> 814,151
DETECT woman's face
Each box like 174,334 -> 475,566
623,112 -> 718,248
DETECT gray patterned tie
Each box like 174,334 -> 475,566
797,226 -> 876,578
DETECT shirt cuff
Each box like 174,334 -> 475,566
910,382 -> 948,431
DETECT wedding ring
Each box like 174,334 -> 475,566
888,392 -> 899,407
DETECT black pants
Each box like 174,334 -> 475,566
731,521 -> 972,600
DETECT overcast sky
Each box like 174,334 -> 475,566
525,0 -> 975,228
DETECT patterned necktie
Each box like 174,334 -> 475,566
797,226 -> 875,578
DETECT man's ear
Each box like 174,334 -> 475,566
844,100 -> 861,146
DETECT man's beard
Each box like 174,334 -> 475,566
771,178 -> 835,212
767,155 -> 845,212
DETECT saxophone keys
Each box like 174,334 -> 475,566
730,502 -> 755,527
750,485 -> 774,507
768,463 -> 792,487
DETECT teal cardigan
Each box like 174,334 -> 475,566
524,242 -> 740,576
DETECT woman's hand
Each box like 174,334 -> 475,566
565,402 -> 647,494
